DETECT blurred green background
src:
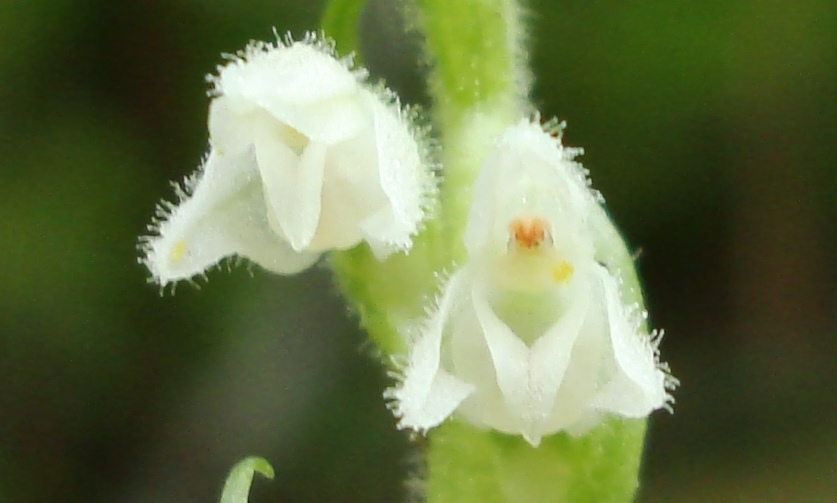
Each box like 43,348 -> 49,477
1,0 -> 835,502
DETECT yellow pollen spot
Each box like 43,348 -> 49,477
170,240 -> 188,264
552,261 -> 574,283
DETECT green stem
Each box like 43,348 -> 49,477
327,237 -> 443,356
414,0 -> 530,246
427,419 -> 647,503
320,0 -> 366,58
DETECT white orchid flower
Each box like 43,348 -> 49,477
141,34 -> 435,285
388,119 -> 674,446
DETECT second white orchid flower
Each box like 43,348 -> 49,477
141,34 -> 435,285
388,119 -> 674,446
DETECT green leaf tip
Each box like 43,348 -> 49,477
219,457 -> 274,503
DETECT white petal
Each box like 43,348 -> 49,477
216,41 -> 366,144
461,141 -> 506,256
207,96 -> 257,158
277,93 -> 367,145
463,119 -> 595,258
390,271 -> 474,431
589,265 -> 666,416
499,119 -> 593,215
358,208 -> 408,259
527,279 -> 592,437
542,278 -> 608,433
396,368 -> 475,432
142,150 -> 319,285
361,91 -> 429,252
217,42 -> 356,103
449,305 -> 520,434
312,133 -> 383,252
255,124 -> 326,251
468,277 -> 590,445
470,282 -> 539,441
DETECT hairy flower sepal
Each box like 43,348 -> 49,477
389,119 -> 672,446
142,34 -> 434,285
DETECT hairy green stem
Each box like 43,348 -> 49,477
414,0 -> 530,247
427,419 -> 647,503
321,0 -> 365,58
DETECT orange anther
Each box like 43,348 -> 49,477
509,217 -> 550,249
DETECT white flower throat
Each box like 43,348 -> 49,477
487,216 -> 578,347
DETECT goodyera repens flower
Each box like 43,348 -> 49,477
141,34 -> 434,285
388,119 -> 675,446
